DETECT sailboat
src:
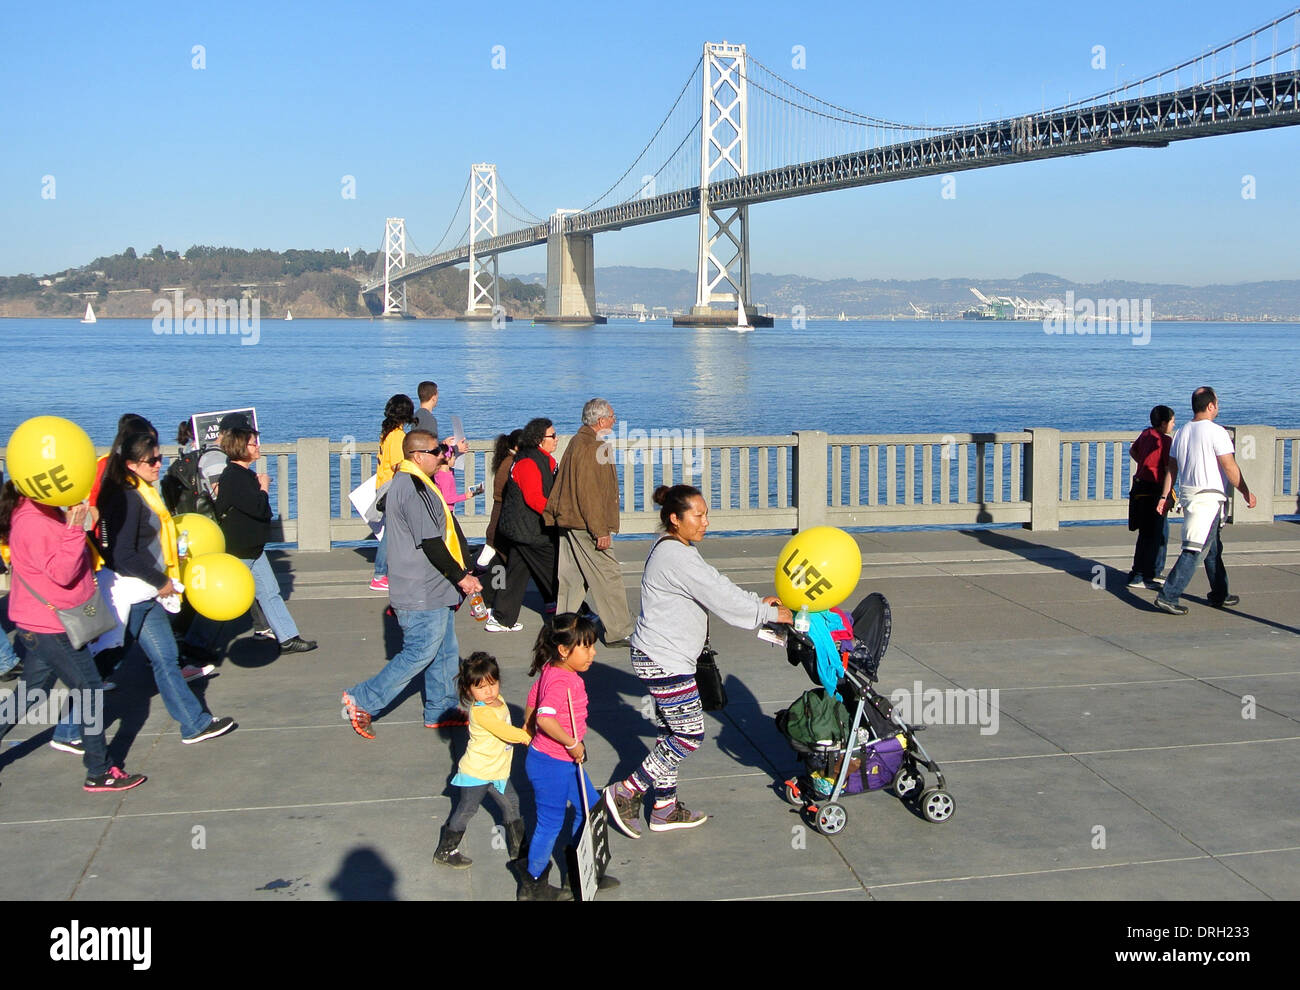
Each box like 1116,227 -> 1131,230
733,303 -> 753,333
81,302 -> 97,324
284,308 -> 294,321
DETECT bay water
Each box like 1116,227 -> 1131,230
3,317 -> 1297,448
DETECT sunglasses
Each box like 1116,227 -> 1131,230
137,455 -> 163,467
544,433 -> 557,440
408,448 -> 441,457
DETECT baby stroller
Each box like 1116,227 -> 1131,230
775,593 -> 954,833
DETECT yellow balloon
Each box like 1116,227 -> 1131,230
773,526 -> 862,613
173,513 -> 226,558
4,416 -> 97,506
184,552 -> 255,622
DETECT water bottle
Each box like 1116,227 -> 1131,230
467,592 -> 488,622
794,604 -> 811,633
177,529 -> 190,560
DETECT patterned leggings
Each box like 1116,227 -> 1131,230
626,648 -> 705,802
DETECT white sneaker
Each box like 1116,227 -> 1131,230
181,663 -> 215,682
484,612 -> 523,633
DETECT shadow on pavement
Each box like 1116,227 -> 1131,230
327,847 -> 398,900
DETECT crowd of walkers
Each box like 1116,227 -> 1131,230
1,383 -> 1256,897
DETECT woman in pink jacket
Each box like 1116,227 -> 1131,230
0,479 -> 146,792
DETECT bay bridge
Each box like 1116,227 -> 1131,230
360,9 -> 1300,327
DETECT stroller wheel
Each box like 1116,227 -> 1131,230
782,779 -> 803,807
891,767 -> 923,801
815,803 -> 847,836
919,788 -> 955,824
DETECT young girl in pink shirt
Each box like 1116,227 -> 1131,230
518,613 -> 617,900
433,443 -> 483,514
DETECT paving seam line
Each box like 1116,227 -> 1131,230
861,845 -> 1300,890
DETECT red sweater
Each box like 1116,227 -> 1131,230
511,450 -> 557,514
6,499 -> 97,634
1130,427 -> 1171,484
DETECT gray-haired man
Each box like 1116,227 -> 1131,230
544,398 -> 634,645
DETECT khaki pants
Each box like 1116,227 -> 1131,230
556,529 -> 634,642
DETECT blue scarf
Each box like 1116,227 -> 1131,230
806,609 -> 847,700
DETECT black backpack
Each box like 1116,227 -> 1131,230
161,447 -> 217,519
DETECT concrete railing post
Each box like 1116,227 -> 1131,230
1230,425 -> 1275,523
296,438 -> 332,551
792,430 -> 828,531
1024,428 -> 1060,531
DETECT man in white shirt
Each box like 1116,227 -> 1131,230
1154,387 -> 1256,615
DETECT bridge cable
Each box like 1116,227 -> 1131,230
428,176 -> 472,255
497,175 -> 545,223
581,55 -> 704,212
1057,6 -> 1300,111
745,53 -> 963,132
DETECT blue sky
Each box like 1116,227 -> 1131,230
3,0 -> 1298,284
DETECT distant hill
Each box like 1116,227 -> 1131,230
0,246 -> 544,319
512,266 -> 1300,320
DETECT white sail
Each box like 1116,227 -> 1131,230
285,308 -> 294,321
81,303 -> 97,324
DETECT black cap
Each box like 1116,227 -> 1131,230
218,412 -> 255,432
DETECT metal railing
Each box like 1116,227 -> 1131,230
2,425 -> 1293,552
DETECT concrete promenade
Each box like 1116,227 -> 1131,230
1,522 -> 1298,901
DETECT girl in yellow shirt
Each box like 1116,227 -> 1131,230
370,394 -> 416,591
434,652 -> 532,869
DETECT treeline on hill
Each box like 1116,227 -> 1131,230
401,267 -> 544,318
0,246 -> 546,318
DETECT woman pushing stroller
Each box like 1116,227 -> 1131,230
604,484 -> 792,838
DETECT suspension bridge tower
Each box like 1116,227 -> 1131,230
379,217 -> 410,319
464,163 -> 510,321
677,41 -> 772,328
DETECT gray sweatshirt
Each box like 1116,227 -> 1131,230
630,538 -> 779,675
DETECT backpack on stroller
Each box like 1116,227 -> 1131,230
774,593 -> 954,833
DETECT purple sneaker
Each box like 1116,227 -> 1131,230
648,798 -> 707,832
604,781 -> 643,839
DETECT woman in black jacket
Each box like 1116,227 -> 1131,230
486,418 -> 559,632
188,419 -> 315,654
98,432 -> 236,744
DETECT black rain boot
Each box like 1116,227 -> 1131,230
505,819 -> 528,862
516,863 -> 573,901
433,826 -> 472,869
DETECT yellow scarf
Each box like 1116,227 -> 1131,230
134,479 -> 181,582
397,460 -> 465,567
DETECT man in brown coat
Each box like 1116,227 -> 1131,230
544,398 -> 634,645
